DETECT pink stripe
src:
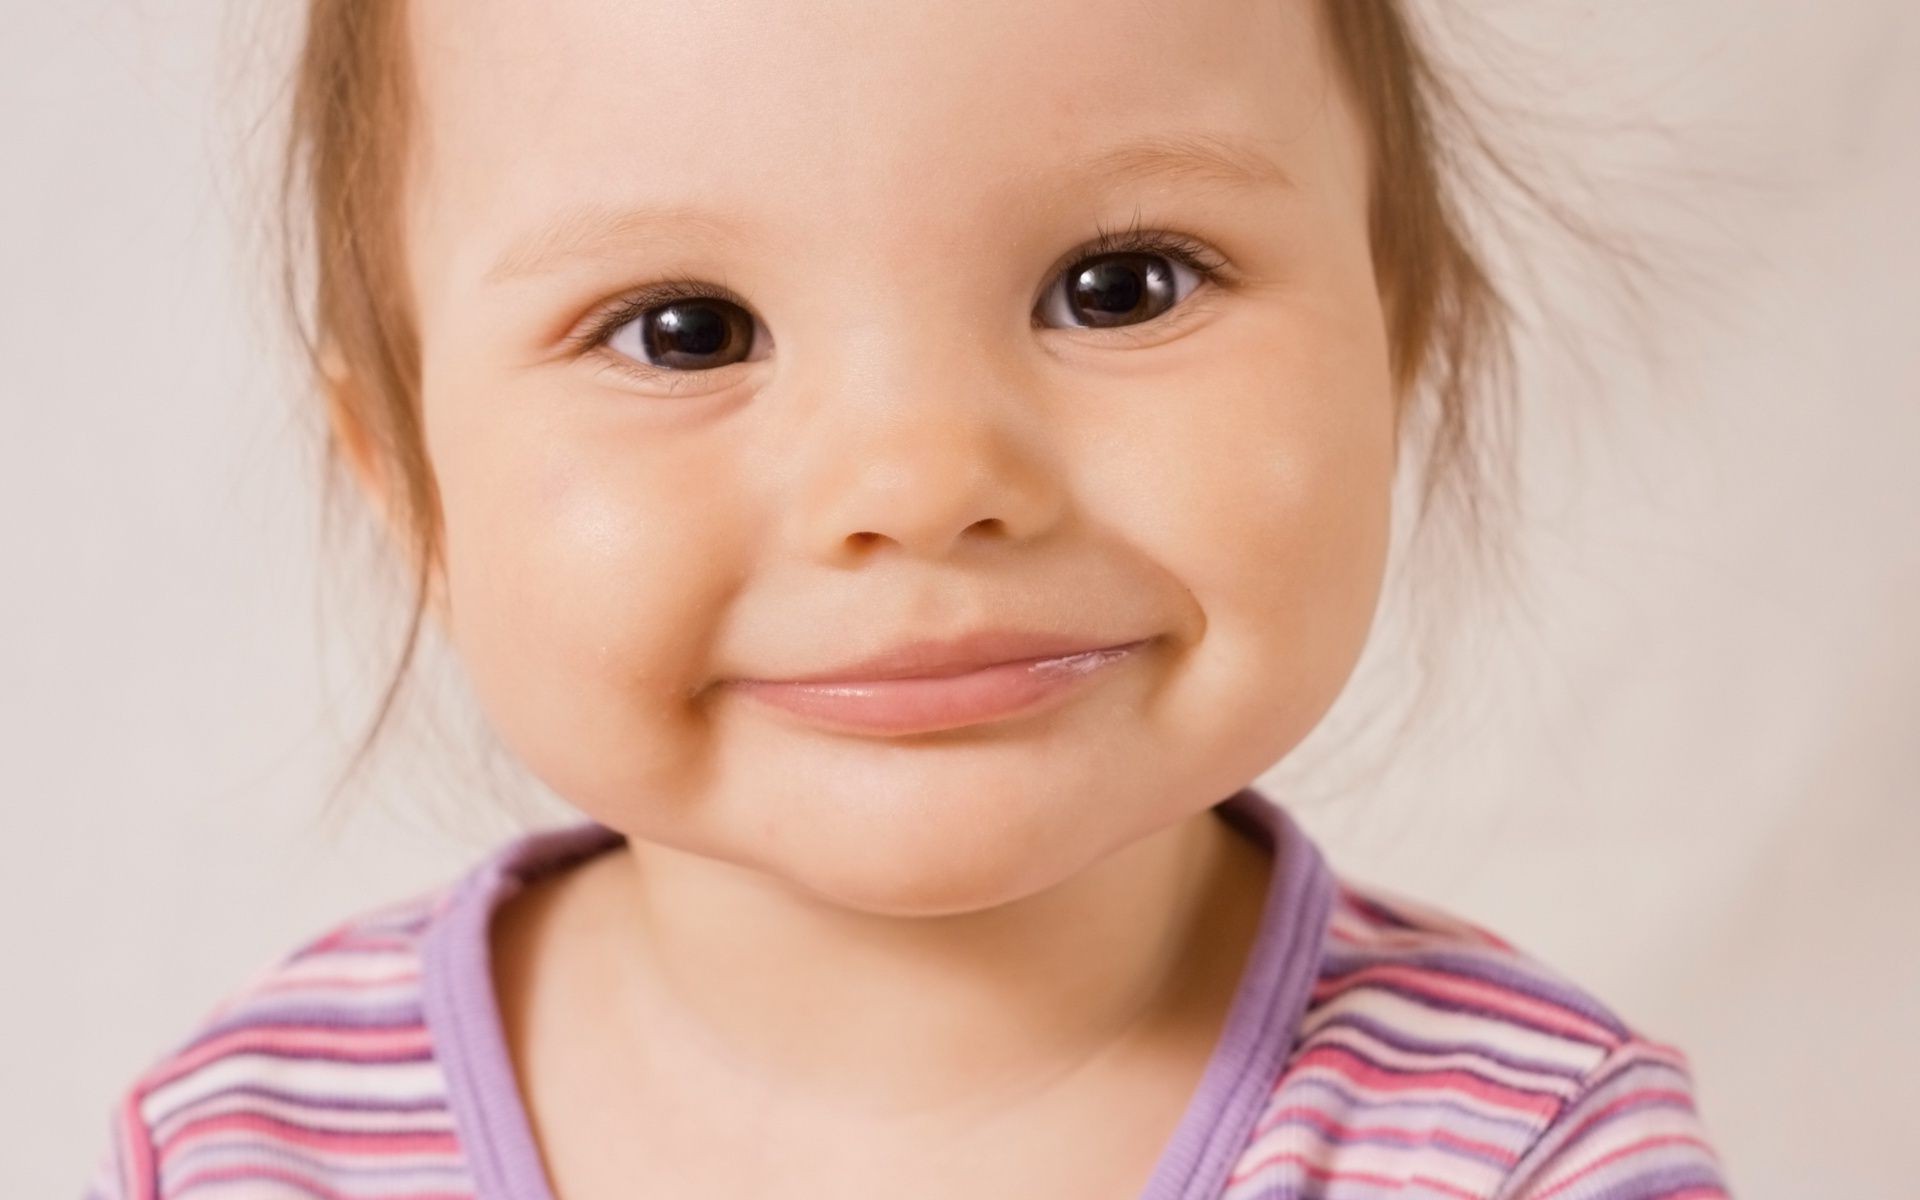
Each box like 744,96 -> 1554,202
116,1090 -> 157,1200
1629,1039 -> 1691,1070
307,927 -> 422,955
159,1111 -> 459,1171
171,1161 -> 471,1200
149,1089 -> 452,1148
1287,1043 -> 1565,1119
1541,1086 -> 1700,1149
253,970 -> 423,995
1527,1134 -> 1725,1199
141,1024 -> 433,1094
1458,920 -> 1515,952
1316,963 -> 1620,1043
1228,1149 -> 1485,1198
1331,889 -> 1512,951
1244,1102 -> 1520,1166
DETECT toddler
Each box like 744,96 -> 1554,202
86,0 -> 1731,1196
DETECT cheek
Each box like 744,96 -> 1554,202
1108,308 -> 1396,733
429,401 -> 751,793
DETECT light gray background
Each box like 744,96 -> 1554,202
5,2 -> 1914,1195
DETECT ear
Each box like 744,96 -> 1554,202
319,346 -> 455,626
319,343 -> 390,525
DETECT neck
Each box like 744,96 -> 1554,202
588,801 -> 1269,1124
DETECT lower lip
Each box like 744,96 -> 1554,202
727,640 -> 1155,736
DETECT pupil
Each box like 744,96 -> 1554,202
1069,254 -> 1168,325
647,303 -> 734,363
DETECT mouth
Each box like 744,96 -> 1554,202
724,636 -> 1158,737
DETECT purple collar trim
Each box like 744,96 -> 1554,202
419,785 -> 1334,1199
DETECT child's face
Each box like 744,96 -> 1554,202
397,0 -> 1393,911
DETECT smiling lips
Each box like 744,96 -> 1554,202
724,632 -> 1157,736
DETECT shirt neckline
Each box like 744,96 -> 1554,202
418,785 -> 1334,1200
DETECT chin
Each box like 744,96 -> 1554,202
732,772 -> 1126,919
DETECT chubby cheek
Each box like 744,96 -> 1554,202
1111,308 -> 1396,766
428,399 -> 747,810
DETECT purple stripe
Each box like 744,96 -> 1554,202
1340,891 -> 1424,931
1556,1161 -> 1729,1199
163,1105 -> 455,1144
1582,1044 -> 1690,1091
1319,945 -> 1633,1039
1276,1075 -> 1543,1139
1249,1109 -> 1520,1169
1296,1039 -> 1571,1107
181,1001 -> 427,1050
155,1045 -> 437,1070
1303,1009 -> 1596,1082
162,1137 -> 470,1184
1317,976 -> 1617,1052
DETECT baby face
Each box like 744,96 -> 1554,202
400,0 -> 1394,912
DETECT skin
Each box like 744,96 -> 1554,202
334,0 -> 1395,1192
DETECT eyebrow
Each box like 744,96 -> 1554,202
483,131 -> 1297,284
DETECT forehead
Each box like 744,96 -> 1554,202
403,0 -> 1352,284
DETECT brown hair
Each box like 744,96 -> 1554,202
277,1 -> 1597,815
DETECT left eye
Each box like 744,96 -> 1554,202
1035,251 -> 1210,331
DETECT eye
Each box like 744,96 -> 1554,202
573,273 -> 766,385
1034,223 -> 1231,332
595,280 -> 760,374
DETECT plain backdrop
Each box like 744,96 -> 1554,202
4,2 -> 1915,1195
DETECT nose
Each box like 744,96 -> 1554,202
784,344 -> 1067,565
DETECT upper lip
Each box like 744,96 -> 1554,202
738,630 -> 1153,685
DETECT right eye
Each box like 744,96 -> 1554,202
594,286 -> 765,379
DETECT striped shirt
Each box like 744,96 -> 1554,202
83,787 -> 1733,1198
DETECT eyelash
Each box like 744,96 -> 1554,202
562,218 -> 1235,382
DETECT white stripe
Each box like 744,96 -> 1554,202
141,1054 -> 451,1127
1295,987 -> 1606,1077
